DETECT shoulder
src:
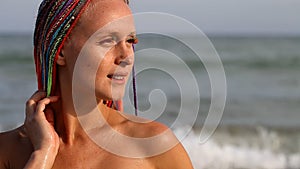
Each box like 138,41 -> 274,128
118,114 -> 193,168
150,141 -> 194,169
0,128 -> 19,168
119,113 -> 169,138
0,126 -> 32,169
0,126 -> 29,146
133,122 -> 194,168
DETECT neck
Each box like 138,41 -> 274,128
53,97 -> 122,145
52,67 -> 86,145
51,95 -> 86,145
52,97 -> 114,145
53,67 -> 120,145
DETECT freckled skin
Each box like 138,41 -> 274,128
0,0 -> 194,169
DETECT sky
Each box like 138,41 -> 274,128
0,0 -> 299,36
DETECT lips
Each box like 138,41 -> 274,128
107,72 -> 128,84
111,75 -> 125,80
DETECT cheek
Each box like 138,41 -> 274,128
97,56 -> 113,76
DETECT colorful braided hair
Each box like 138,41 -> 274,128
33,0 -> 137,114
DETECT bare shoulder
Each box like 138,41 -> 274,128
138,121 -> 194,168
119,113 -> 169,137
0,126 -> 28,146
0,128 -> 20,166
0,126 -> 32,169
150,141 -> 194,169
119,113 -> 194,169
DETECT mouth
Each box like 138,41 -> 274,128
107,72 -> 128,84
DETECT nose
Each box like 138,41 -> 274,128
114,40 -> 134,66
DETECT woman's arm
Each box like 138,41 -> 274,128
23,91 -> 60,169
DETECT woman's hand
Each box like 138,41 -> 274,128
24,91 -> 60,169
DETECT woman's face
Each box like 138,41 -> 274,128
61,0 -> 136,101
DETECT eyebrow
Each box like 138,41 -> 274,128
128,32 -> 136,36
95,31 -> 136,37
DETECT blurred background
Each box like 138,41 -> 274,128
0,0 -> 300,168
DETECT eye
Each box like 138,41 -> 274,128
126,36 -> 138,44
97,36 -> 117,47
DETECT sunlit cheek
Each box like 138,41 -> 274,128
94,61 -> 112,99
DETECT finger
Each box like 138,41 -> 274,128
35,96 -> 60,115
26,99 -> 37,116
26,91 -> 47,115
29,91 -> 47,102
45,108 -> 55,127
48,96 -> 60,102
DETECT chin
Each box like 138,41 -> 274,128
95,89 -> 125,101
111,89 -> 125,101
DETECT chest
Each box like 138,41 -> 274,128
51,147 -> 155,169
9,141 -> 156,169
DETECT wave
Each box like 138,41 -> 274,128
175,126 -> 300,169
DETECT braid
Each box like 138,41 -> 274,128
34,0 -> 92,96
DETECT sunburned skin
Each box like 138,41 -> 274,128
0,0 -> 194,168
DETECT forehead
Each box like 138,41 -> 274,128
78,0 -> 134,36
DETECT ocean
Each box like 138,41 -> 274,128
0,34 -> 299,169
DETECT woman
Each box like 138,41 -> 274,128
0,0 -> 194,168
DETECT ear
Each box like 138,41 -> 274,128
56,49 -> 66,66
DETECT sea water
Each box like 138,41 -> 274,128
0,34 -> 299,169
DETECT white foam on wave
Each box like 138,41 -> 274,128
175,127 -> 300,169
